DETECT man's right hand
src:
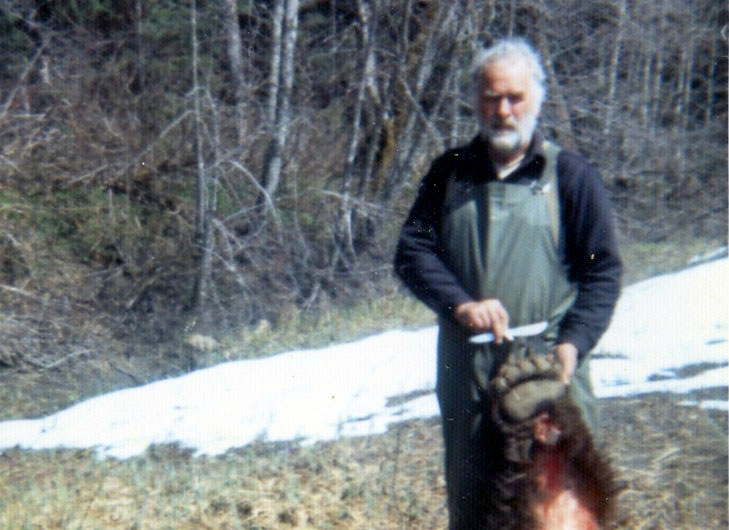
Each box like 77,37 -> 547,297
454,299 -> 510,344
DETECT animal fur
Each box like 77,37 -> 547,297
480,356 -> 621,529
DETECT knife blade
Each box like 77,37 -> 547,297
468,321 -> 548,344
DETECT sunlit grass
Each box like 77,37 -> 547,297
0,236 -> 725,529
0,421 -> 447,529
222,288 -> 436,363
619,236 -> 725,285
0,394 -> 725,529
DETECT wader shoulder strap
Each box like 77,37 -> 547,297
541,140 -> 562,246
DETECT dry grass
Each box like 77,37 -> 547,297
0,390 -> 725,529
0,244 -> 726,528
0,290 -> 436,423
618,238 -> 726,285
603,391 -> 728,529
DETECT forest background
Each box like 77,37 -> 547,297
0,0 -> 726,409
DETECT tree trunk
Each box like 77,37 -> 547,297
379,2 -> 450,203
536,31 -> 577,150
650,0 -> 667,138
704,35 -> 716,127
507,0 -> 517,37
679,42 -> 695,131
602,0 -> 626,139
265,0 -> 284,126
336,0 -> 378,263
191,0 -> 213,319
223,0 -> 246,145
260,0 -> 299,206
639,52 -> 652,129
135,0 -> 145,92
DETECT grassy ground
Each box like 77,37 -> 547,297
0,238 -> 726,528
0,237 -> 722,422
0,292 -> 436,422
0,391 -> 725,529
618,237 -> 725,285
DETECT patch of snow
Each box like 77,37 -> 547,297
0,259 -> 726,459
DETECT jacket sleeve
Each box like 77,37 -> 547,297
393,156 -> 474,317
556,152 -> 623,358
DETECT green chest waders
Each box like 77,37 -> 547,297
435,143 -> 598,529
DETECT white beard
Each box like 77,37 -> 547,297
481,111 -> 539,158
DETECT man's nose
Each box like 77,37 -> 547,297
496,97 -> 512,118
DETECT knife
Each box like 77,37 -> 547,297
469,321 -> 548,344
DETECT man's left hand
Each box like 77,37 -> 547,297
554,342 -> 578,384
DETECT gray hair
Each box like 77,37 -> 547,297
471,38 -> 547,112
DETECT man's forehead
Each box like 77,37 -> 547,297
482,55 -> 531,77
481,57 -> 532,88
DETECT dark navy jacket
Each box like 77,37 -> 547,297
394,133 -> 622,356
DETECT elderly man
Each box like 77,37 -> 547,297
394,38 -> 621,528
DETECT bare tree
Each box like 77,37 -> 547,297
190,0 -> 214,321
223,0 -> 246,145
602,0 -> 626,139
260,0 -> 300,206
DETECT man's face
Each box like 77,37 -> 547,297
478,57 -> 540,160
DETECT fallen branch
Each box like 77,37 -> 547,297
21,349 -> 92,371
